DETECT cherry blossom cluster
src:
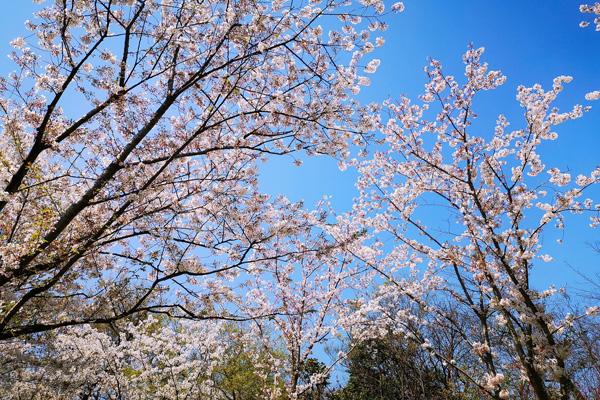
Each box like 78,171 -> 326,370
580,3 -> 600,30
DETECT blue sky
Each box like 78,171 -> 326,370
1,1 -> 598,292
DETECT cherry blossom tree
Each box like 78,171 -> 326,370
239,200 -> 364,399
347,46 -> 599,400
0,0 -> 395,340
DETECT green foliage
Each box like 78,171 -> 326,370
213,351 -> 268,400
331,336 -> 458,400
211,325 -> 289,400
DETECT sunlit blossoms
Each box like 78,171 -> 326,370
0,0 -> 388,340
0,0 -> 389,397
1,317 -> 228,398
580,2 -> 600,30
585,90 -> 600,100
0,2 -> 598,400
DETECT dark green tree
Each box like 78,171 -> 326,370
332,335 -> 458,400
298,358 -> 330,400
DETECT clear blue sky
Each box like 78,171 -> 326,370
1,1 -> 598,292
